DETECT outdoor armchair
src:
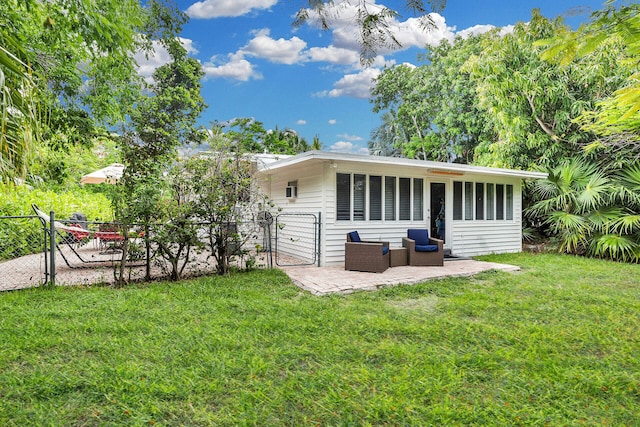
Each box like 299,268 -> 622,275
402,228 -> 444,266
345,231 -> 390,273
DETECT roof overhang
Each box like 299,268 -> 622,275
258,151 -> 548,180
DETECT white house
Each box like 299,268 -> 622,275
256,151 -> 547,267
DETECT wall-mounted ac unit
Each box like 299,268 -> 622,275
286,180 -> 298,198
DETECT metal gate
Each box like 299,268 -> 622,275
274,212 -> 321,267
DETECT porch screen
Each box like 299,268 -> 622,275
353,174 -> 366,221
413,178 -> 424,220
399,178 -> 411,220
336,173 -> 350,220
496,184 -> 504,220
369,176 -> 382,220
385,177 -> 396,220
506,184 -> 513,220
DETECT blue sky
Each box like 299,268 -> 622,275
136,0 -> 607,154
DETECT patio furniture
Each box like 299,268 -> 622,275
389,247 -> 408,267
345,231 -> 390,273
402,228 -> 444,266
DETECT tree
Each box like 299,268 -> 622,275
295,0 -> 446,64
368,111 -> 406,157
537,2 -> 640,161
0,0 -> 157,183
466,10 -> 627,169
370,35 -> 492,162
185,133 -> 275,275
115,24 -> 206,284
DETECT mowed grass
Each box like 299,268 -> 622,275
0,253 -> 639,426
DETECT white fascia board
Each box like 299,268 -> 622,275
259,151 -> 548,180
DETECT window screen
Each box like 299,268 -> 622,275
399,178 -> 411,220
464,182 -> 473,220
369,176 -> 382,220
413,178 -> 424,221
453,181 -> 462,220
475,182 -> 484,220
385,176 -> 396,220
506,184 -> 513,220
496,184 -> 504,220
336,173 -> 350,220
486,183 -> 494,220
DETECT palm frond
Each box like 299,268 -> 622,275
589,233 -> 639,263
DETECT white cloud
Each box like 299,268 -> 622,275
337,133 -> 363,141
134,38 -> 197,82
317,67 -> 381,99
328,119 -> 337,125
329,141 -> 369,154
187,0 -> 277,19
241,29 -> 307,65
307,45 -> 359,65
329,141 -> 354,152
296,119 -> 307,125
202,52 -> 263,81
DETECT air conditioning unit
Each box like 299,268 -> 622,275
286,181 -> 298,198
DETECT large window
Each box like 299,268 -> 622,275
336,173 -> 424,221
453,180 -> 514,222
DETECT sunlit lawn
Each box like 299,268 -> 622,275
0,252 -> 638,426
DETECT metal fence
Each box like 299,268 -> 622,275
275,212 -> 321,267
0,211 -> 286,291
0,215 -> 49,290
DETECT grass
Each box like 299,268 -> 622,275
0,252 -> 639,426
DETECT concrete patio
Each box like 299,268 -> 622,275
279,258 -> 521,295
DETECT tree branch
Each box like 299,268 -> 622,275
526,93 -> 560,141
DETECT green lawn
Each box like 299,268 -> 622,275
1,253 -> 639,426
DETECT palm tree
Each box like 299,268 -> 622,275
369,111 -> 406,157
0,30 -> 40,182
526,159 -> 640,262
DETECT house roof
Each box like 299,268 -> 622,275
258,151 -> 548,179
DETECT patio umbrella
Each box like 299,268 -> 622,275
80,163 -> 125,185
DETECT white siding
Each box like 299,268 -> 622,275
449,178 -> 523,256
260,163 -> 324,264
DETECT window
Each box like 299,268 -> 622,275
453,181 -> 463,220
286,180 -> 298,198
475,182 -> 484,220
385,177 -> 396,220
496,184 -> 504,220
399,178 -> 411,220
336,173 -> 350,220
336,173 -> 425,221
353,174 -> 366,221
464,182 -> 473,220
369,176 -> 382,220
506,184 -> 513,220
486,183 -> 494,220
453,180 -> 513,222
413,178 -> 424,221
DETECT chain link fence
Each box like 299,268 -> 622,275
0,215 -> 49,290
1,212 -> 282,291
